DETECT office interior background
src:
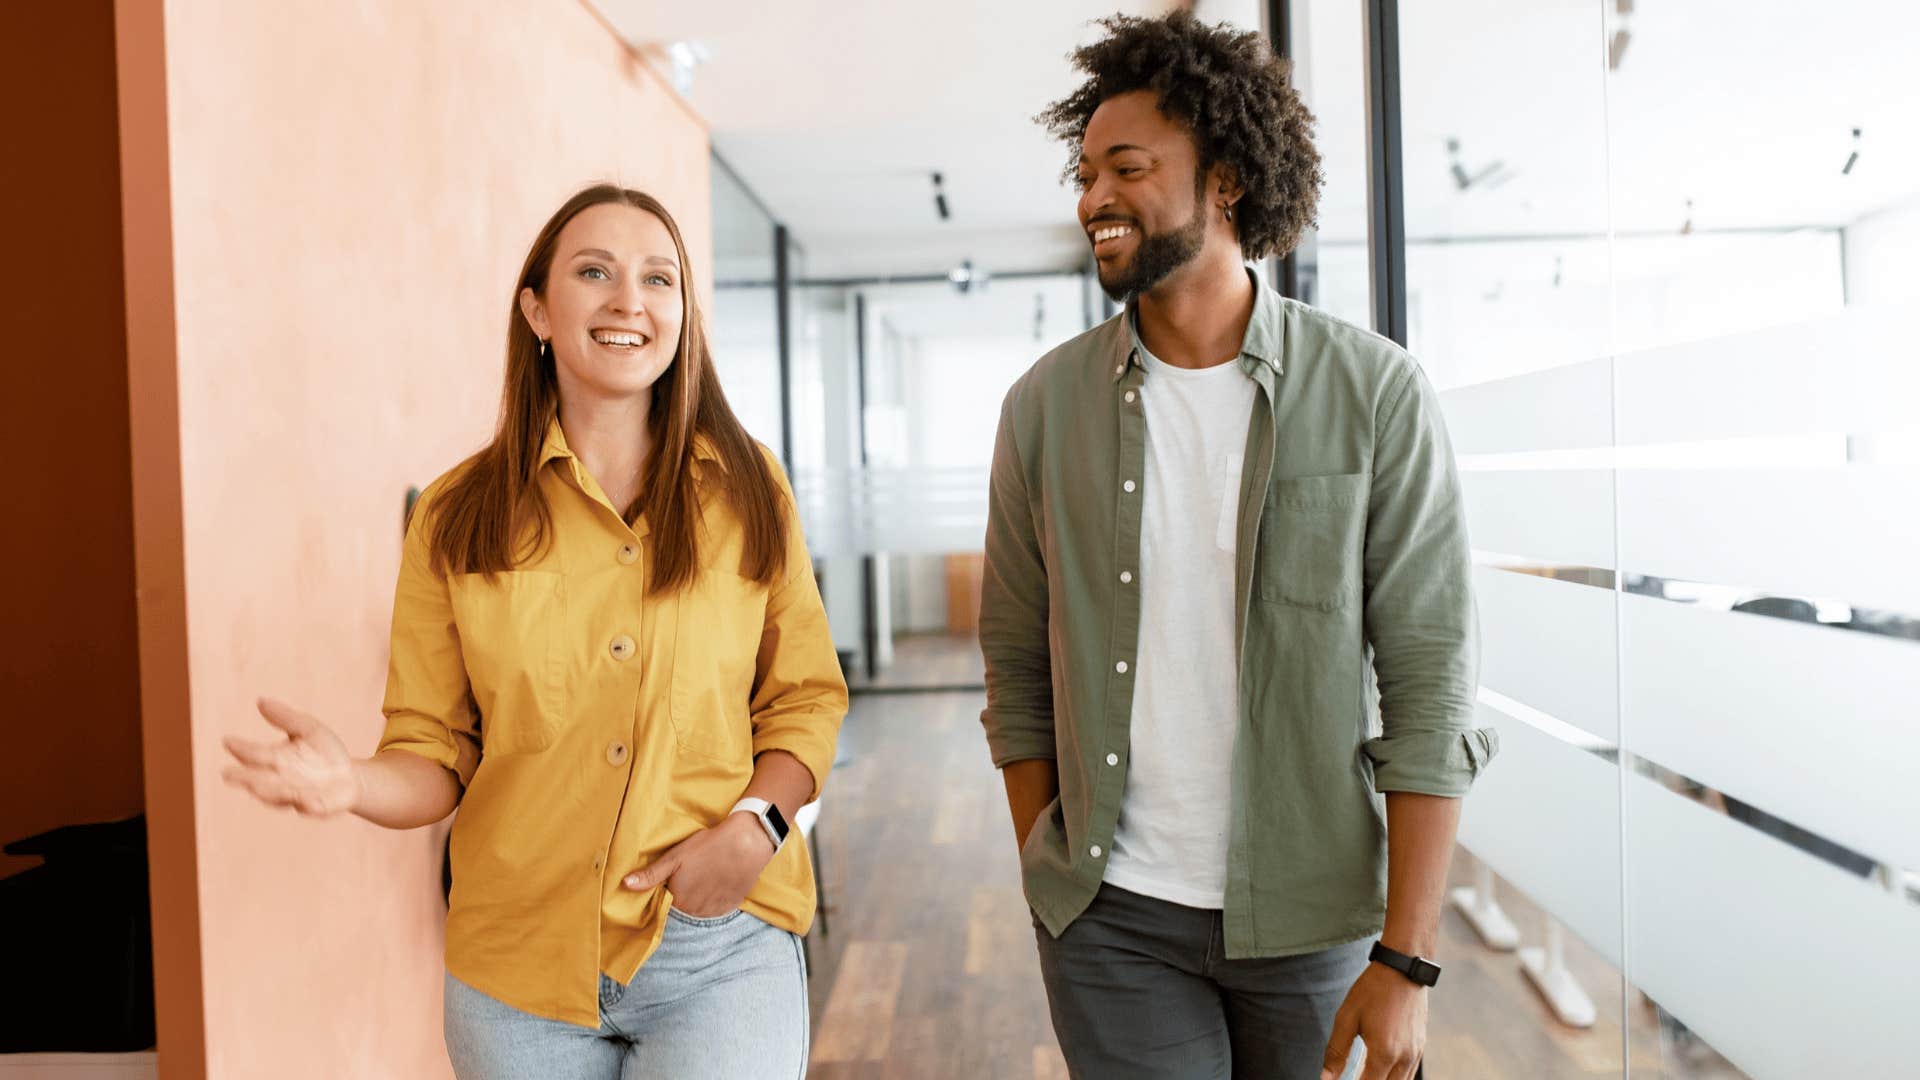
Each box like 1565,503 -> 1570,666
2,0 -> 1914,1077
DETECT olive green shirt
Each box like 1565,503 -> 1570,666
980,272 -> 1499,957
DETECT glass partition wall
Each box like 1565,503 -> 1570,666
1300,2 -> 1920,1076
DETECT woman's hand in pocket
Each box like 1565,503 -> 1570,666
621,813 -> 776,917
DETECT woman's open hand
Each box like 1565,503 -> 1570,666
222,697 -> 360,817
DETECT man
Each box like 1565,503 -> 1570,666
978,13 -> 1498,1080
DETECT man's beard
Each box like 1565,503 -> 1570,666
1097,197 -> 1208,303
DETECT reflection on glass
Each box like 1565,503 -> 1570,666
1286,0 -> 1371,328
709,156 -> 783,450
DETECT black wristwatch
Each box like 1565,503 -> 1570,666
1369,941 -> 1442,987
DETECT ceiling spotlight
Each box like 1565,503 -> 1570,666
664,41 -> 710,95
1608,28 -> 1631,70
1680,198 -> 1694,236
1843,127 -> 1863,175
949,259 -> 982,294
932,172 -> 951,222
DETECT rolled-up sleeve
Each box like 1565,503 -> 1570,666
1360,365 -> 1498,796
979,390 -> 1056,768
378,482 -> 482,787
748,460 -> 848,804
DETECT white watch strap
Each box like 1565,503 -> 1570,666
730,797 -> 782,850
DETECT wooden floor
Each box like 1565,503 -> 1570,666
844,632 -> 987,692
803,636 -> 1746,1079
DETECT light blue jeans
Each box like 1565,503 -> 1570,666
443,908 -> 809,1079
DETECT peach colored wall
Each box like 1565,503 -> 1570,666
0,6 -> 146,880
130,1 -> 711,1076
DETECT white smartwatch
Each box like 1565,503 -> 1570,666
730,797 -> 790,853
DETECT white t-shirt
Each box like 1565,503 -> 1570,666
1103,345 -> 1257,910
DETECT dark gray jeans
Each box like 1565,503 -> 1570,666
1034,884 -> 1371,1080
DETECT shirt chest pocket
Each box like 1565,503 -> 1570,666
668,571 -> 764,762
1256,473 -> 1369,611
448,570 -> 570,754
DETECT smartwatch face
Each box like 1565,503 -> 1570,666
764,801 -> 791,844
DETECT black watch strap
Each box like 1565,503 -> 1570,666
1369,941 -> 1442,987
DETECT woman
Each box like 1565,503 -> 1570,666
223,184 -> 846,1078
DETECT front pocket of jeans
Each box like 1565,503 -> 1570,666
448,570 -> 569,753
1255,473 -> 1368,610
668,905 -> 746,928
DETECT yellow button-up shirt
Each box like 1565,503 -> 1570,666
378,421 -> 847,1026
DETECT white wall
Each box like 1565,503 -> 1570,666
1844,193 -> 1920,306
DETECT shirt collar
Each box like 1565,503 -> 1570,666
1112,265 -> 1285,382
537,417 -> 721,469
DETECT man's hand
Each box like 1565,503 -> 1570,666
1320,962 -> 1428,1080
622,813 -> 777,918
1001,758 -> 1060,853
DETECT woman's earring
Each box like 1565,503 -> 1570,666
1224,205 -> 1234,224
539,337 -> 549,358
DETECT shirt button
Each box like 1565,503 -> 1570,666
1124,390 -> 1137,404
1115,660 -> 1129,674
617,543 -> 639,565
610,634 -> 636,661
606,741 -> 629,766
1123,480 -> 1137,493
1114,364 -> 1124,376
1090,845 -> 1104,858
1106,753 -> 1119,766
1120,571 -> 1133,584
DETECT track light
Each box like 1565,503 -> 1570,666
1609,1 -> 1632,71
932,172 -> 951,221
1446,138 -> 1512,192
1843,128 -> 1862,176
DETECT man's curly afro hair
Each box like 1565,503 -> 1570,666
1038,11 -> 1323,262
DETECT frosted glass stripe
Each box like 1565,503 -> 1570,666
1475,566 -> 1619,741
1615,303 -> 1917,447
1626,773 -> 1920,1080
1618,466 -> 1920,614
1460,469 -> 1615,570
1621,593 -> 1920,870
793,466 -> 990,556
1456,701 -> 1623,964
1440,358 -> 1613,455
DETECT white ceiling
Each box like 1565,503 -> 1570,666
596,0 -> 1920,276
593,0 -> 1172,278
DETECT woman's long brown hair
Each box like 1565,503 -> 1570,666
427,184 -> 788,591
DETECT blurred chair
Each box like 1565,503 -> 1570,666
797,800 -> 827,974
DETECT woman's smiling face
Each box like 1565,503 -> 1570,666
520,201 -> 686,405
